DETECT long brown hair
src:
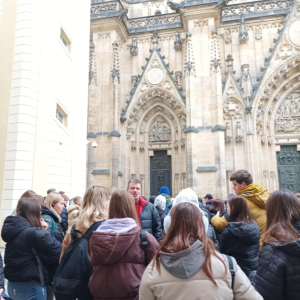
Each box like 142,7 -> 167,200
20,190 -> 44,205
109,190 -> 140,228
264,189 -> 300,244
16,197 -> 41,228
228,196 -> 251,223
154,202 -> 227,285
209,199 -> 225,214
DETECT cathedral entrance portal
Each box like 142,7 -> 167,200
277,145 -> 300,193
150,151 -> 172,196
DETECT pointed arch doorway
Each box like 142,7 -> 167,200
150,150 -> 172,196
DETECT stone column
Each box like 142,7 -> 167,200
210,30 -> 227,199
184,33 -> 199,189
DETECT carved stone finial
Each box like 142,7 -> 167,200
240,64 -> 253,104
184,33 -> 196,77
111,41 -> 120,83
151,31 -> 159,50
211,29 -> 218,39
130,37 -> 138,56
239,13 -> 249,44
89,42 -> 97,86
210,30 -> 221,74
225,54 -> 234,74
174,31 -> 182,51
131,75 -> 138,88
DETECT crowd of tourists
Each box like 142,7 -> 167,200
0,169 -> 300,300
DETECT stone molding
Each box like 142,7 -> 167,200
196,166 -> 218,172
222,0 -> 293,22
211,124 -> 226,132
126,13 -> 182,33
92,169 -> 110,174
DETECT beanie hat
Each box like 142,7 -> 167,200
159,186 -> 170,196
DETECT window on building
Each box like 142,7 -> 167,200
56,104 -> 68,128
155,11 -> 162,15
60,28 -> 71,52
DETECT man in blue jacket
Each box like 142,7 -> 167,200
127,179 -> 162,242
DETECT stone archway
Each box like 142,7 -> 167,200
251,53 -> 300,191
125,92 -> 187,197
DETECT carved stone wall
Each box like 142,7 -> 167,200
275,91 -> 300,133
149,116 -> 171,141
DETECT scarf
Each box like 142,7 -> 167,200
135,197 -> 147,224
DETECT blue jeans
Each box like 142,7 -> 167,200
8,281 -> 46,300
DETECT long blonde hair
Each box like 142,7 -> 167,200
76,186 -> 109,229
44,192 -> 64,221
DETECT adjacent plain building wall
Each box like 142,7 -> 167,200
0,0 -> 90,228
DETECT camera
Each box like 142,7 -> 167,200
92,141 -> 97,148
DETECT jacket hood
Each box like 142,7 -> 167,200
164,188 -> 209,234
239,184 -> 269,209
96,218 -> 137,233
92,225 -> 140,265
226,221 -> 260,245
271,239 -> 300,258
160,240 -> 205,279
67,204 -> 80,214
41,205 -> 59,222
154,195 -> 166,211
2,215 -> 32,243
159,186 -> 170,196
161,193 -> 171,203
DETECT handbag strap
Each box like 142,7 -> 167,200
225,255 -> 236,289
140,230 -> 149,265
26,228 -> 45,286
83,220 -> 105,240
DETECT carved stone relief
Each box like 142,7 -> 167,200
279,44 -> 293,58
223,98 -> 243,118
275,91 -> 300,133
149,116 -> 171,142
254,29 -> 262,40
289,20 -> 300,47
147,68 -> 164,85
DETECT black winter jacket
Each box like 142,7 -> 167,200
156,206 -> 166,232
0,254 -> 4,292
251,221 -> 300,300
207,224 -> 219,251
60,206 -> 68,233
220,220 -> 260,277
252,238 -> 300,300
140,202 -> 162,242
1,216 -> 62,285
41,205 -> 65,243
199,203 -> 210,221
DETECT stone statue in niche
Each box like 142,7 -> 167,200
240,64 -> 253,103
275,92 -> 300,133
174,31 -> 182,51
130,37 -> 138,56
149,116 -> 171,142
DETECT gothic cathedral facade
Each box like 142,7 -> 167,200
87,0 -> 300,198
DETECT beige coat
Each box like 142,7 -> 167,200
139,254 -> 263,300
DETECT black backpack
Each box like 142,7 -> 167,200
53,221 -> 104,299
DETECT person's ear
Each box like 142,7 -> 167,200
51,204 -> 54,208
